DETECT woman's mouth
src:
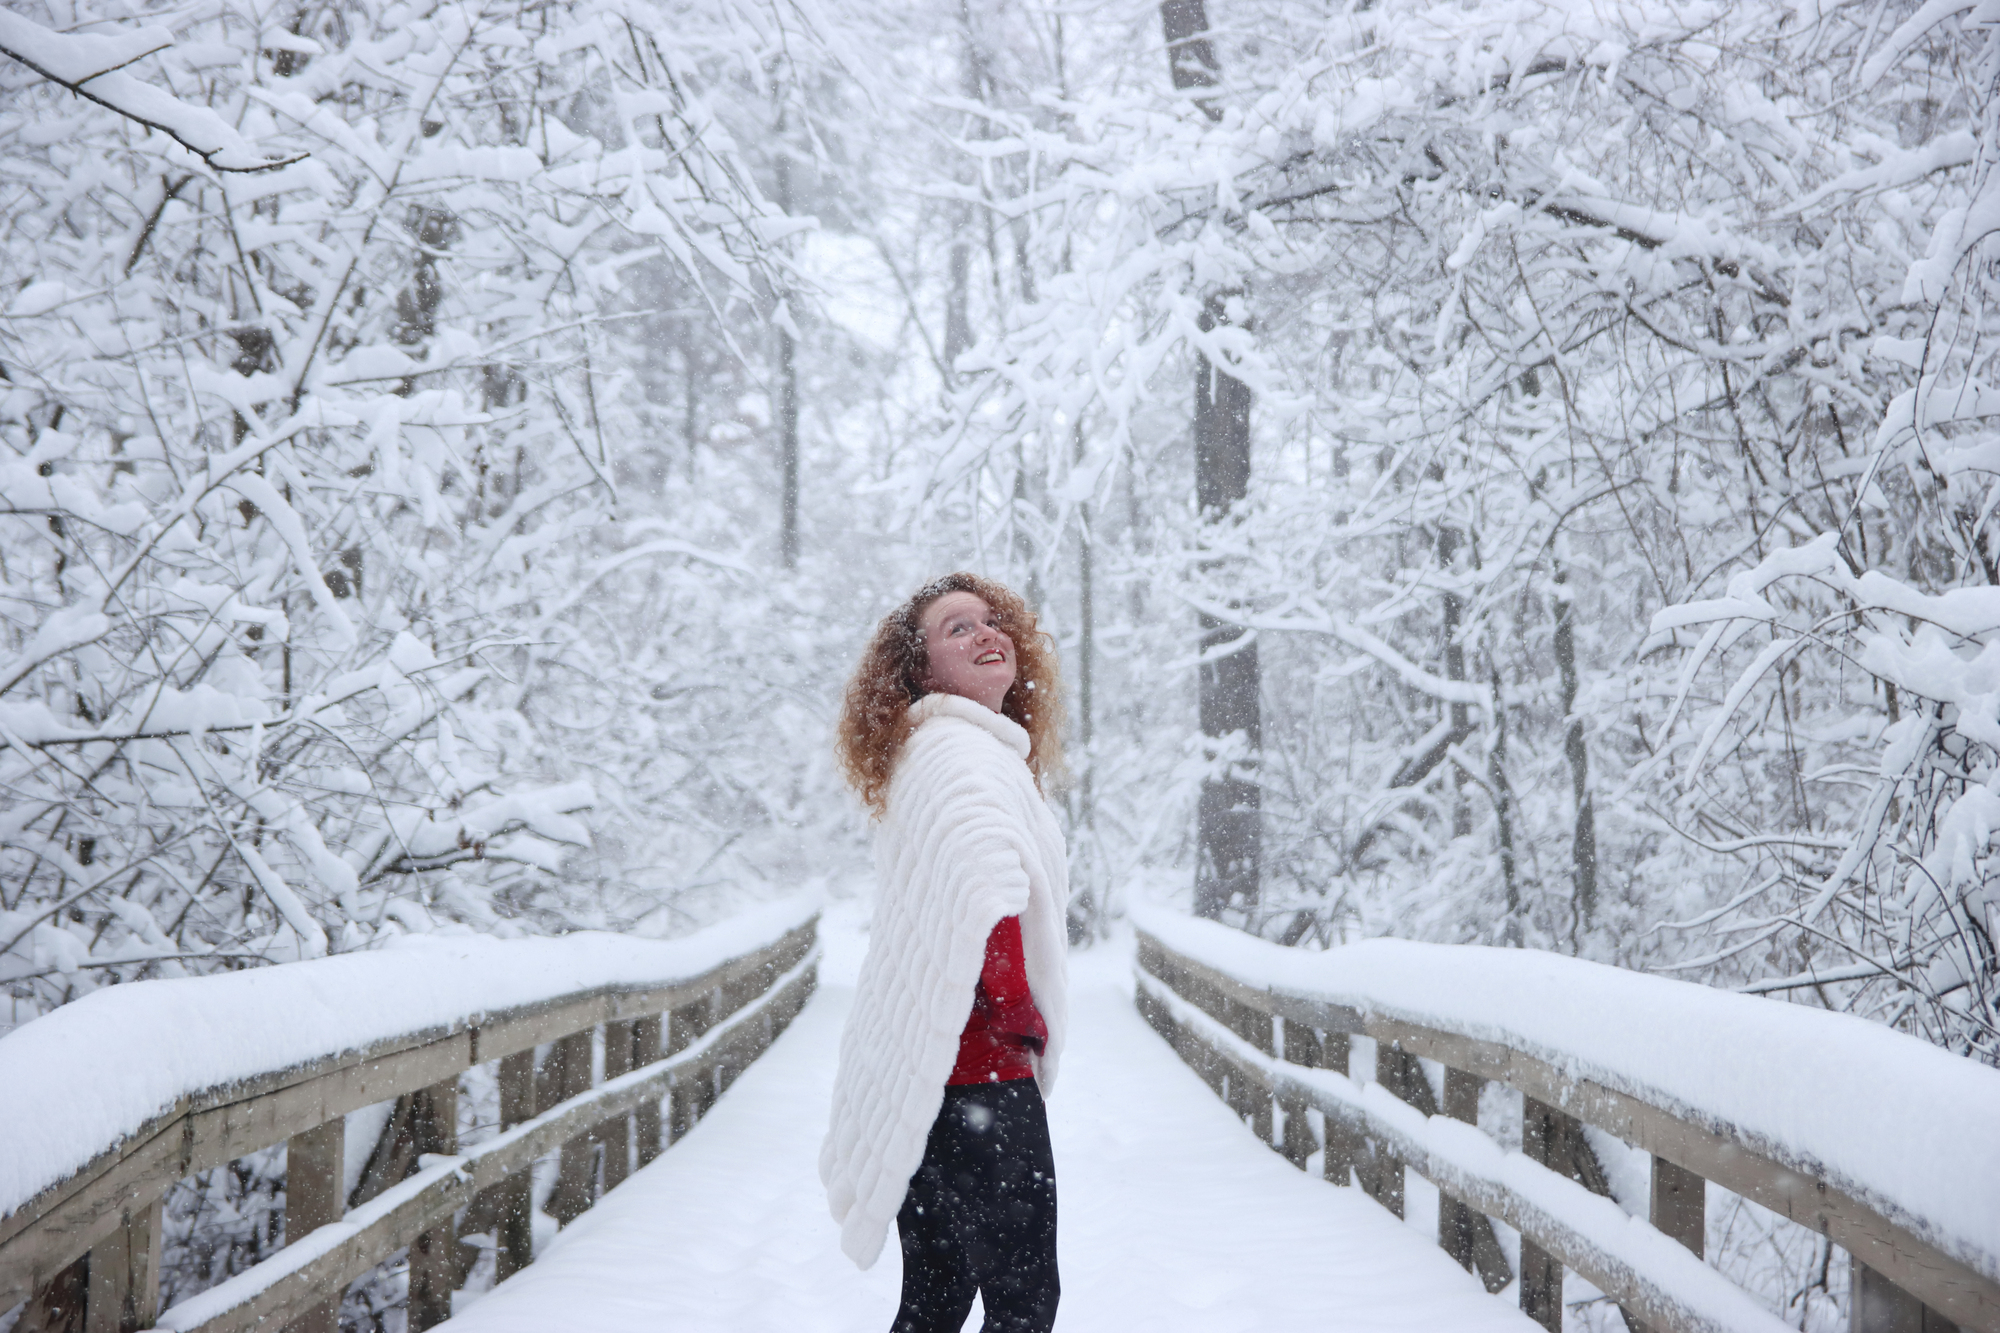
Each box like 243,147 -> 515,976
975,651 -> 1005,666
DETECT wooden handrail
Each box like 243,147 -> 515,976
1134,927 -> 1999,1333
2,913 -> 818,1331
154,956 -> 818,1333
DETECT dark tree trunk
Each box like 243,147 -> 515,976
1440,525 -> 1471,837
942,7 -> 983,373
1554,564 -> 1597,932
775,151 -> 800,568
1164,1 -> 1258,920
1192,294 -> 1260,918
1490,668 -> 1521,931
394,206 -> 456,397
1070,419 -> 1101,944
943,226 -> 972,372
1159,0 -> 1223,120
683,339 -> 700,482
1148,0 -> 1263,919
1075,425 -> 1094,822
1013,455 -> 1041,608
777,326 -> 798,567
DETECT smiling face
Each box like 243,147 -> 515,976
919,591 -> 1017,713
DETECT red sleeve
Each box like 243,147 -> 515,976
977,916 -> 1047,1052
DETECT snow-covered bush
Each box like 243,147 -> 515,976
0,0 -> 850,1311
0,0 -> 793,1007
1654,2 -> 2000,1067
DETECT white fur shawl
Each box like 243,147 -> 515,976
819,692 -> 1069,1268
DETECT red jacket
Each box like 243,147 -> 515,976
947,915 -> 1048,1085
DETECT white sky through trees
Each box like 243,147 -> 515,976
2,0 -> 1997,1323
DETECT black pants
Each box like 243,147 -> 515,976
893,1079 -> 1059,1333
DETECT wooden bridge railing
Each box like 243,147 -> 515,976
1133,910 -> 1998,1333
0,908 -> 818,1333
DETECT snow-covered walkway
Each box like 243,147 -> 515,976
436,927 -> 1535,1332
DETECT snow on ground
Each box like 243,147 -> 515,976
436,913 -> 1534,1332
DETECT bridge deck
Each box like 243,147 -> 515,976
437,931 -> 1536,1332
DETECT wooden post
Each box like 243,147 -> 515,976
1519,1237 -> 1563,1333
1320,1030 -> 1361,1187
715,1015 -> 751,1100
667,993 -> 717,1142
1280,1018 -> 1323,1069
1438,1068 -> 1512,1294
1234,1004 -> 1273,1146
668,1068 -> 695,1145
406,1078 -> 460,1331
667,992 -> 713,1054
18,1253 -> 88,1333
1364,1044 -> 1428,1216
1852,1264 -> 1960,1333
1359,1137 -> 1405,1218
1440,1074 -> 1479,1272
633,1013 -> 664,1167
492,1050 -> 536,1281
1621,1157 -> 1706,1333
74,1197 -> 161,1333
1520,1097 -> 1567,1331
284,1118 -> 343,1333
545,1031 -> 596,1226
1651,1156 -> 1704,1256
1276,1091 -> 1314,1170
1275,1017 -> 1319,1170
599,1019 -> 635,1192
1375,1046 -> 1438,1114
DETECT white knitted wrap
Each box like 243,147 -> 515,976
819,692 -> 1070,1269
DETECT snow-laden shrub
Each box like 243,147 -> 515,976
0,0 -> 790,1010
1656,4 -> 2000,1067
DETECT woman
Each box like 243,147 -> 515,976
821,573 -> 1069,1333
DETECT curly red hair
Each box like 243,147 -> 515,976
837,573 -> 1066,817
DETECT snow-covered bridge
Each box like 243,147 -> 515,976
2,900 -> 1996,1333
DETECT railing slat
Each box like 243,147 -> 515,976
631,1015 -> 664,1168
20,1251 -> 88,1332
490,1049 -> 536,1282
1653,1157 -> 1705,1258
8,1119 -> 187,1309
86,1199 -> 160,1333
1439,1068 -> 1511,1295
1629,1156 -> 1712,1333
544,1032 -> 596,1229
406,1078 -> 460,1331
1274,1017 -> 1319,1169
1853,1263 -> 1960,1333
600,1019 -> 637,1193
1520,1098 -> 1572,1331
283,1119 -> 341,1333
1518,1234 -> 1563,1333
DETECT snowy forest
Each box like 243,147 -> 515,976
2,0 -> 1998,1325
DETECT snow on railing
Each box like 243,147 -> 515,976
0,895 -> 820,1333
1130,904 -> 2000,1333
